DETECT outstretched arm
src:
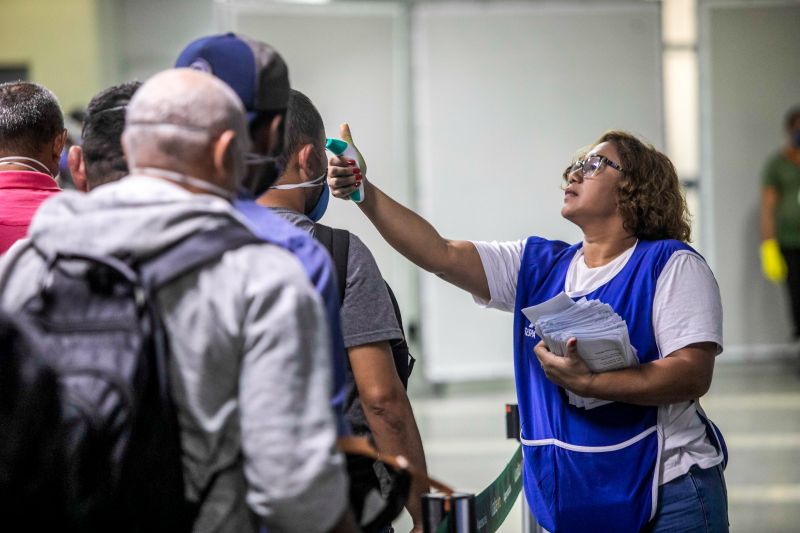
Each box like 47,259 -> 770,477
327,124 -> 490,301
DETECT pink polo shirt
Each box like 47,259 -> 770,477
0,171 -> 61,254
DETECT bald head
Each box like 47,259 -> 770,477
122,69 -> 250,190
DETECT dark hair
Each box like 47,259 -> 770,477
593,130 -> 692,242
278,89 -> 325,169
81,81 -> 142,188
784,106 -> 800,131
0,312 -> 69,528
0,82 -> 64,155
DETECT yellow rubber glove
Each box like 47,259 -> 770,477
760,238 -> 788,283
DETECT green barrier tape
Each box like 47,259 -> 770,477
434,510 -> 450,533
434,445 -> 523,533
475,445 -> 523,533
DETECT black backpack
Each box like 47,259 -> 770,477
313,223 -> 414,533
4,224 -> 262,532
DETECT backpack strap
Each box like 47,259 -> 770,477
312,223 -> 414,385
383,282 -> 404,332
140,224 -> 263,291
383,281 -> 414,387
313,223 -> 350,306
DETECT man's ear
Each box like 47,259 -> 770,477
67,145 -> 88,192
297,143 -> 314,178
51,129 -> 68,168
212,129 -> 238,184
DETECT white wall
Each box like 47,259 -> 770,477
700,1 -> 800,358
414,2 -> 663,381
112,0 -> 216,83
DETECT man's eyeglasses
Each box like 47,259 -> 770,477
565,154 -> 624,180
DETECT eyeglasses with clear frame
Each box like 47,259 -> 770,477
564,154 -> 624,181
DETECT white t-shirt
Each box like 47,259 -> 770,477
471,239 -> 724,485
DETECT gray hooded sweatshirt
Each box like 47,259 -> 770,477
0,175 -> 348,533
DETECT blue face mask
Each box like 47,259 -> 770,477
269,171 -> 330,221
307,180 -> 330,222
793,130 -> 800,149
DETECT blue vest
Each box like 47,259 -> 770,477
513,238 -> 699,533
235,199 -> 349,435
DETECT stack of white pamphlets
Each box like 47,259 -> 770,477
522,292 -> 639,410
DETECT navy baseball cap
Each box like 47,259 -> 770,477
175,32 -> 290,122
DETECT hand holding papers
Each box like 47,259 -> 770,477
522,293 -> 639,409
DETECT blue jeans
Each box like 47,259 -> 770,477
646,464 -> 729,533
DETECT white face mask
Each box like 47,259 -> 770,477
0,156 -> 58,181
131,167 -> 236,201
269,172 -> 326,190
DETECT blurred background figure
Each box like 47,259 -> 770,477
759,106 -> 800,357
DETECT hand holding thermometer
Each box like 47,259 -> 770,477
326,124 -> 365,202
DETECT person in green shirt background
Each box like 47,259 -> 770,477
760,106 -> 800,347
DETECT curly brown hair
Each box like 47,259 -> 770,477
590,130 -> 692,242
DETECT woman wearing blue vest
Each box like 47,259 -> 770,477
328,127 -> 728,533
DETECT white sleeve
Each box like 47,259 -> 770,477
470,239 -> 525,312
653,251 -> 723,358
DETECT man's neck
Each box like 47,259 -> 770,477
0,163 -> 47,173
256,171 -> 306,213
0,154 -> 54,176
